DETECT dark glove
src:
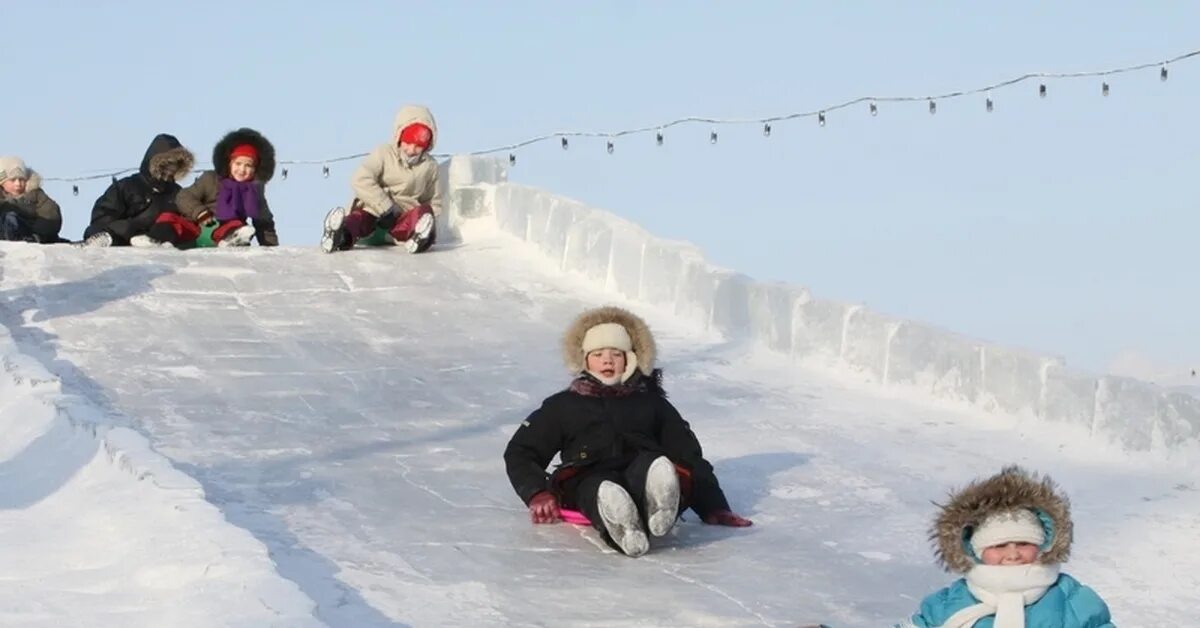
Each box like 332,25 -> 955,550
376,205 -> 402,231
703,509 -> 753,527
195,210 -> 216,226
528,491 -> 561,524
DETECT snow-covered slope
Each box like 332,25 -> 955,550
0,159 -> 1196,626
0,297 -> 319,626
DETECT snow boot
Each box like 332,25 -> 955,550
404,212 -> 434,253
218,224 -> 256,247
643,456 -> 681,537
320,207 -> 348,253
597,481 -> 649,557
78,231 -> 113,248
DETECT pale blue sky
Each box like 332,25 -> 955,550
6,1 -> 1197,376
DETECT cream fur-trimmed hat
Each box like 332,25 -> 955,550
563,306 -> 657,383
581,323 -> 633,354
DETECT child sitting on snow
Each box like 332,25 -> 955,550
897,466 -> 1113,628
176,128 -> 279,247
81,133 -> 194,247
504,306 -> 751,558
0,156 -> 63,243
320,104 -> 440,254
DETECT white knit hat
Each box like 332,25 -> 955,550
970,509 -> 1045,557
581,322 -> 638,383
581,323 -> 633,354
0,156 -> 28,183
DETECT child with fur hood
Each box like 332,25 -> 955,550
897,466 -> 1113,628
176,128 -> 279,247
504,306 -> 752,558
81,133 -> 194,247
320,104 -> 440,254
0,156 -> 63,243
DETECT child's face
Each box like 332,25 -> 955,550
230,156 -> 256,183
586,348 -> 627,382
1,177 -> 27,196
399,142 -> 426,158
981,542 -> 1039,566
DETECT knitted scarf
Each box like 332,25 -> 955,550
215,178 -> 260,221
939,564 -> 1060,628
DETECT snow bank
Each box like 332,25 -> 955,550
0,324 -> 319,627
445,155 -> 1200,452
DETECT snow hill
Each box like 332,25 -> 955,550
1,157 -> 1196,627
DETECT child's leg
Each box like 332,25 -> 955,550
632,455 -> 681,537
0,212 -> 29,241
147,213 -> 201,247
574,467 -> 650,556
387,205 -> 434,242
342,206 -> 380,240
212,220 -> 255,247
211,219 -> 245,244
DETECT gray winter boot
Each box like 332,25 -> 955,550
643,456 -> 681,537
597,480 -> 649,557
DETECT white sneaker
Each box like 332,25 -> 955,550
320,207 -> 347,253
218,225 -> 256,247
404,212 -> 434,253
79,231 -> 113,248
643,456 -> 681,537
597,481 -> 649,557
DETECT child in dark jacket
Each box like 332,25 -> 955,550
504,306 -> 752,558
81,133 -> 194,247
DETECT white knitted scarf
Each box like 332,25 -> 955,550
938,563 -> 1060,628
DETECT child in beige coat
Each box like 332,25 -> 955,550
320,104 -> 441,254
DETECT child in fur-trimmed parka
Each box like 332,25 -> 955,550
176,128 -> 279,247
81,133 -> 194,247
319,104 -> 440,254
504,306 -> 752,558
896,466 -> 1113,628
0,156 -> 63,243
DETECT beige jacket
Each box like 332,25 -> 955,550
349,104 -> 442,217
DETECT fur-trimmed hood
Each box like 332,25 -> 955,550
392,104 -> 438,151
140,133 -> 194,182
562,306 -> 657,376
932,465 -> 1073,574
213,127 -> 276,183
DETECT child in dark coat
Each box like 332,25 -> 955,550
504,306 -> 751,557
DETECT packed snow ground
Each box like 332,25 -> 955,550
0,223 -> 1196,627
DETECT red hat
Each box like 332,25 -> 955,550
229,144 -> 258,164
398,123 -> 433,150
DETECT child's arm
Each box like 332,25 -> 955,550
893,587 -> 955,628
29,190 -> 62,241
176,172 -> 215,223
89,181 -> 131,237
1066,582 -> 1114,628
502,401 -> 564,505
420,162 -> 442,217
254,194 -> 279,246
350,147 -> 399,216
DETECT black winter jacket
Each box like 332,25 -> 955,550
87,134 -> 193,243
504,371 -> 732,519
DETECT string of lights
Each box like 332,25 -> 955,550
40,47 -> 1199,194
